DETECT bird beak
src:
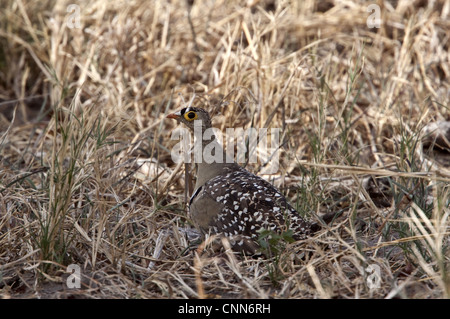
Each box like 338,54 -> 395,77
166,111 -> 181,119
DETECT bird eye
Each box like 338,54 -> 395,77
184,111 -> 198,121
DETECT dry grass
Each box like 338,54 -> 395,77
0,0 -> 449,299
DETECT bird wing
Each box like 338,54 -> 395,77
200,166 -> 311,242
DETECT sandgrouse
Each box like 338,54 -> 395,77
167,106 -> 312,254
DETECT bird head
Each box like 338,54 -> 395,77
166,107 -> 212,132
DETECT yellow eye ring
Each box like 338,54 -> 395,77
184,111 -> 198,121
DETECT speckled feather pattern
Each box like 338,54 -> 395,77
190,165 -> 311,252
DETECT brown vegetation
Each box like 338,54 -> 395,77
0,0 -> 449,298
